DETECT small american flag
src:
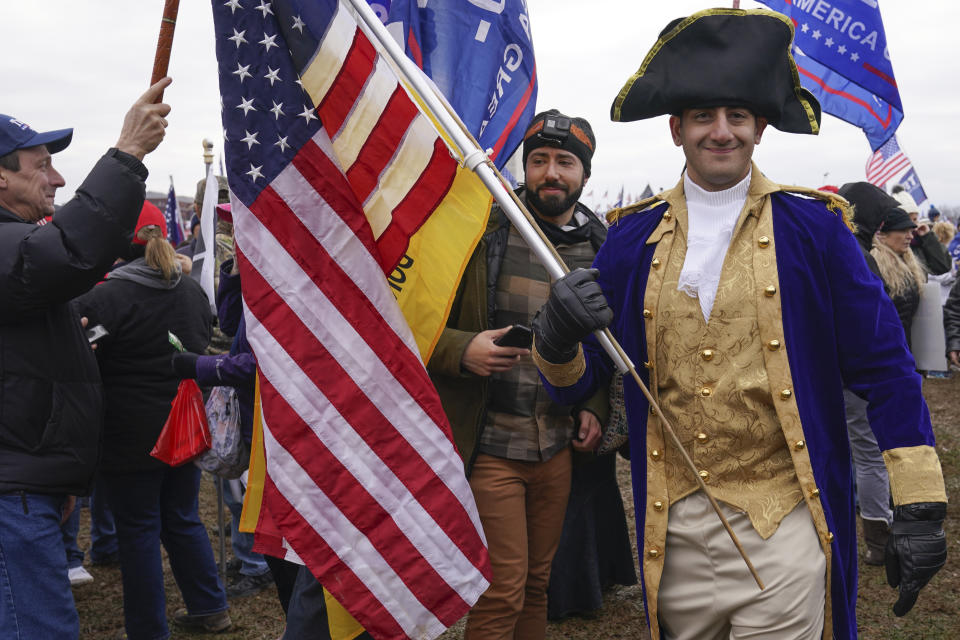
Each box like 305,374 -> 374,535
212,1 -> 491,638
865,135 -> 912,188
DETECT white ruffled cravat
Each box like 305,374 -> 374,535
677,169 -> 751,322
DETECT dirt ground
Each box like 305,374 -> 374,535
75,376 -> 960,639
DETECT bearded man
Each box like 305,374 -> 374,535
426,109 -> 609,640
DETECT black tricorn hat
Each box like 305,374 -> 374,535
611,8 -> 821,134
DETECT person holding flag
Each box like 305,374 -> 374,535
0,77 -> 171,639
528,9 -> 946,640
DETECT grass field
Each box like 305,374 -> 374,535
75,376 -> 960,639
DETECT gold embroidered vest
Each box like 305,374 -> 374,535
655,206 -> 803,538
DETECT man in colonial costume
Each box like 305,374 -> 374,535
529,9 -> 946,640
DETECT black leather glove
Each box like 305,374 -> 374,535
532,268 -> 613,364
885,502 -> 947,616
171,352 -> 200,379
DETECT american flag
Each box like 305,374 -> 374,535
164,180 -> 184,246
211,1 -> 491,638
865,135 -> 912,188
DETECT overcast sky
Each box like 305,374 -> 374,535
2,1 -> 957,211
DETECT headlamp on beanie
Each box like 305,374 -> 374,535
522,109 -> 596,177
540,115 -> 572,145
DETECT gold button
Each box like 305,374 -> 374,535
653,500 -> 664,511
767,339 -> 781,351
780,389 -> 792,400
647,548 -> 660,558
652,258 -> 661,269
758,236 -> 770,247
643,360 -> 652,369
794,440 -> 805,450
650,449 -> 661,460
649,405 -> 656,415
764,285 -> 777,297
701,349 -> 714,361
700,387 -> 712,398
810,488 -> 820,498
663,211 -> 673,221
827,532 -> 835,542
643,309 -> 652,319
696,432 -> 708,443
698,470 -> 710,482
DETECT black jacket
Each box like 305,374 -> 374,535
75,270 -> 212,474
0,153 -> 147,495
889,280 -> 921,352
912,232 -> 952,276
427,193 -> 609,474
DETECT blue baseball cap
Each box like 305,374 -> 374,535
0,113 -> 72,158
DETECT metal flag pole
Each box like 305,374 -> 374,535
200,138 -> 229,586
344,0 -> 763,589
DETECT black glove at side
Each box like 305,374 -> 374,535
532,268 -> 613,364
885,501 -> 947,616
171,352 -> 200,379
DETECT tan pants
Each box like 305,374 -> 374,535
658,493 -> 826,640
464,449 -> 571,640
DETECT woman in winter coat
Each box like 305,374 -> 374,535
74,202 -> 229,639
871,206 -> 926,350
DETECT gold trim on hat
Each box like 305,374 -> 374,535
611,8 -> 820,135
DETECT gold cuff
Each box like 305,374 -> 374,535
532,342 -> 585,388
883,445 -> 948,505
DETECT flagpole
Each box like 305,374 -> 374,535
150,0 -> 180,102
345,0 -> 764,590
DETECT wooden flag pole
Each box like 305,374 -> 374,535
345,0 -> 764,590
150,0 -> 181,102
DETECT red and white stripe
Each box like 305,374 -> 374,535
866,146 -> 911,188
302,2 -> 459,274
233,120 -> 490,639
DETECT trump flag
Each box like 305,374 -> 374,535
757,0 -> 903,150
386,0 -> 537,168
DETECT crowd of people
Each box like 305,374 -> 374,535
0,8 -> 953,640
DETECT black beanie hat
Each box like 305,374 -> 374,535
522,109 -> 596,177
880,207 -> 918,232
838,182 -> 906,238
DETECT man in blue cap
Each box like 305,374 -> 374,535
529,8 -> 946,640
0,77 -> 171,638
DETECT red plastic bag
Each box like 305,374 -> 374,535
151,380 -> 212,466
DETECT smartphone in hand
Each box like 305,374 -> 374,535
493,324 -> 533,349
86,324 -> 109,344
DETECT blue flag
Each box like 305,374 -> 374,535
897,167 -> 928,206
164,181 -> 183,246
366,0 -> 391,23
386,0 -> 537,169
756,0 -> 903,150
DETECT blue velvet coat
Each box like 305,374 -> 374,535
537,172 -> 945,639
